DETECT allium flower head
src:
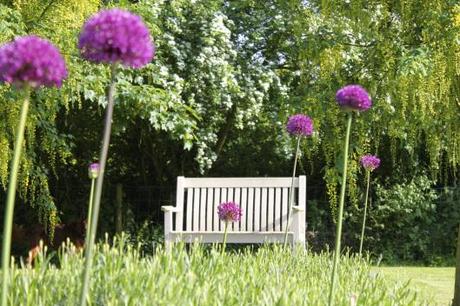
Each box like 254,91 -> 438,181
78,9 -> 154,68
286,114 -> 314,137
335,85 -> 372,112
360,155 -> 380,171
0,35 -> 67,88
217,202 -> 242,223
88,163 -> 100,179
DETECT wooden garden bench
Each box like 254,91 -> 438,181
162,176 -> 306,248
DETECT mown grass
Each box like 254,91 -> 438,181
374,266 -> 454,306
4,237 -> 429,305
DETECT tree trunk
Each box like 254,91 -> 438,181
115,184 -> 123,234
214,104 -> 237,159
453,223 -> 460,306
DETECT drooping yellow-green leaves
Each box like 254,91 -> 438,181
0,0 -> 458,229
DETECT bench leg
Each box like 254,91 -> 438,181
164,211 -> 173,251
164,238 -> 173,252
292,211 -> 306,249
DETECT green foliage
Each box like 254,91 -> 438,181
286,0 -> 460,209
0,0 -> 99,231
0,0 -> 458,249
431,186 -> 460,262
8,237 -> 428,305
307,178 -> 459,264
368,176 -> 439,261
124,219 -> 163,254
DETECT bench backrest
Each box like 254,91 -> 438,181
174,176 -> 306,233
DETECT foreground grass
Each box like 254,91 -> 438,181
374,266 -> 454,305
5,238 -> 428,305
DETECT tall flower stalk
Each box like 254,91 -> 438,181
77,9 -> 154,306
283,114 -> 313,247
217,202 -> 242,254
222,222 -> 229,254
328,85 -> 372,306
1,90 -> 29,306
79,64 -> 118,306
0,36 -> 67,306
358,155 -> 380,255
85,163 -> 100,248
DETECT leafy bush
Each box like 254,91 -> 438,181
429,186 -> 460,264
8,237 -> 427,305
367,176 -> 438,262
305,199 -> 335,251
124,219 -> 164,255
297,176 -> 458,264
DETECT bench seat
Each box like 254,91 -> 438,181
166,231 -> 296,244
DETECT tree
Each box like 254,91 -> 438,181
0,0 -> 458,246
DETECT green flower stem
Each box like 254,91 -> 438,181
84,178 -> 96,250
283,135 -> 301,248
222,222 -> 228,254
80,64 -> 118,306
328,112 -> 353,306
358,170 -> 371,256
1,89 -> 30,306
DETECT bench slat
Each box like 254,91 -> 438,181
227,187 -> 234,232
261,188 -> 267,232
267,188 -> 274,231
274,187 -> 281,231
254,188 -> 261,232
234,188 -> 241,231
186,188 -> 193,231
282,187 -> 288,230
193,188 -> 200,231
206,188 -> 213,231
199,188 -> 207,231
213,188 -> 220,231
240,188 -> 247,231
220,188 -> 227,231
247,188 -> 254,232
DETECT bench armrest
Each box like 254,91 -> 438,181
161,206 -> 181,213
292,205 -> 304,212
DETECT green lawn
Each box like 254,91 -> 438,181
373,266 -> 455,305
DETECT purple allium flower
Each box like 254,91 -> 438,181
0,35 -> 67,88
78,9 -> 155,68
360,155 -> 380,171
286,114 -> 314,137
217,202 -> 242,223
88,163 -> 100,179
335,85 -> 372,112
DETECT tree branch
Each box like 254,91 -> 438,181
25,0 -> 58,32
214,104 -> 237,160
